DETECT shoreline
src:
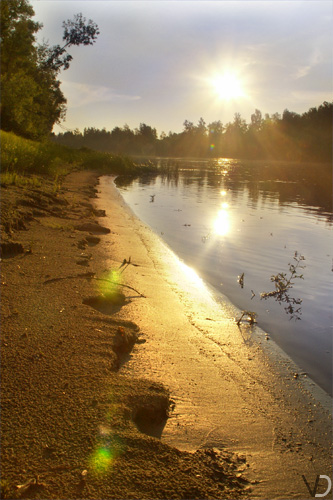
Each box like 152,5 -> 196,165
1,169 -> 331,500
0,170 -> 247,500
200,278 -> 332,413
96,174 -> 332,498
116,165 -> 332,398
107,174 -> 332,411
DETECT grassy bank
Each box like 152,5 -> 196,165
0,131 -> 156,186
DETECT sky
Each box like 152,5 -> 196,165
31,0 -> 333,136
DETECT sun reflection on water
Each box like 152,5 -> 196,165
214,208 -> 230,236
213,188 -> 231,237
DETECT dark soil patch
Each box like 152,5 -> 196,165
75,222 -> 110,234
0,241 -> 25,258
83,292 -> 127,315
132,383 -> 170,438
85,235 -> 101,246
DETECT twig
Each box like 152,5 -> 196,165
260,251 -> 305,320
237,311 -> 257,326
43,272 -> 145,297
118,256 -> 139,273
93,278 -> 146,297
44,272 -> 95,284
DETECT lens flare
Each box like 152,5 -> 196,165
89,428 -> 124,475
98,269 -> 122,298
90,447 -> 114,474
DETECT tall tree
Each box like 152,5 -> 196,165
40,13 -> 99,72
0,0 -> 99,140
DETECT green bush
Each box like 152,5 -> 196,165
0,130 -> 73,175
0,130 -> 149,178
78,148 -> 137,174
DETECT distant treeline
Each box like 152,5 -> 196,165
52,102 -> 332,162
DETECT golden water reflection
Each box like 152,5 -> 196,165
213,201 -> 231,237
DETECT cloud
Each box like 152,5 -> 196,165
33,0 -> 332,134
292,65 -> 312,80
60,81 -> 141,108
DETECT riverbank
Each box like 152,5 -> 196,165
0,170 -> 248,499
95,175 -> 332,499
0,170 -> 331,499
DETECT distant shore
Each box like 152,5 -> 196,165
1,169 -> 331,500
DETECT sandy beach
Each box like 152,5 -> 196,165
1,170 -> 332,500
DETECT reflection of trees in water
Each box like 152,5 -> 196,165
119,158 -> 332,223
160,171 -> 179,189
137,178 -> 156,188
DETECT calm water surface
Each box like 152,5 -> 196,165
117,158 -> 332,395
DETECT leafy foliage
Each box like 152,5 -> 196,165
0,130 -> 88,176
42,13 -> 100,71
0,0 -> 99,140
0,130 -> 128,177
0,131 -> 150,183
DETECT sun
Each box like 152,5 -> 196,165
211,72 -> 244,101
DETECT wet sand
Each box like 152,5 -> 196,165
1,170 -> 331,499
96,175 -> 332,499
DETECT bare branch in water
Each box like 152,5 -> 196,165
237,310 -> 257,326
261,251 -> 305,321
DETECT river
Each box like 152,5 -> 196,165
116,157 -> 332,395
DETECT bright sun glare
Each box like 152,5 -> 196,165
214,208 -> 230,236
211,72 -> 244,101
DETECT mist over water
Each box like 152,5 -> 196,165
117,158 -> 332,395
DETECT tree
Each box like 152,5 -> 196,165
233,112 -> 248,133
0,0 -> 48,138
196,117 -> 207,135
0,0 -> 39,73
222,113 -> 247,157
135,123 -> 157,155
0,0 -> 99,140
51,102 -> 332,162
250,109 -> 263,132
41,13 -> 100,72
183,120 -> 194,133
208,120 -> 224,156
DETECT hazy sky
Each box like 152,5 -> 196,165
31,1 -> 333,135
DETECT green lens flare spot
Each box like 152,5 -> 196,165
98,270 -> 122,298
90,447 -> 113,474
